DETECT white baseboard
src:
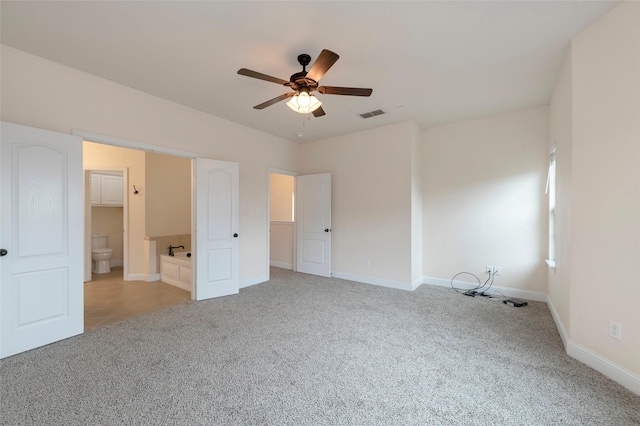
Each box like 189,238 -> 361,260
422,276 -> 547,302
125,273 -> 159,282
240,274 -> 269,289
126,273 -> 147,281
270,261 -> 293,270
546,296 -> 569,348
110,260 -> 123,267
412,276 -> 423,290
331,271 -> 414,291
567,341 -> 640,396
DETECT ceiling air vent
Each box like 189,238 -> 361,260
359,109 -> 385,119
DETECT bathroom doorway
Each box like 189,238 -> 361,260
268,169 -> 297,278
83,167 -> 127,282
82,140 -> 194,328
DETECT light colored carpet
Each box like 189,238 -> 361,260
1,267 -> 639,425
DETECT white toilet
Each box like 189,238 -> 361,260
91,234 -> 113,274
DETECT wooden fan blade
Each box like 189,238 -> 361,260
312,106 -> 326,117
306,49 -> 340,82
318,86 -> 373,96
253,92 -> 294,109
238,68 -> 289,86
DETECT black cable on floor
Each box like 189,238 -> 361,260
450,271 -> 482,295
450,270 -> 497,297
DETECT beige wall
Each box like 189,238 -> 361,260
422,107 -> 549,293
410,123 -> 423,286
548,49 -> 573,336
84,142 -> 146,275
269,222 -> 294,269
298,122 -> 414,285
145,152 -> 191,237
269,173 -> 294,268
270,173 -> 294,222
2,45 -> 299,283
570,1 -> 640,375
91,207 -> 124,263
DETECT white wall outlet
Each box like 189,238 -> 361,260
364,258 -> 370,267
486,265 -> 493,274
493,266 -> 502,276
609,320 -> 622,340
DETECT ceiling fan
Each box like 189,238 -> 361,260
237,49 -> 373,117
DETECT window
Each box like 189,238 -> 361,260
546,148 -> 556,268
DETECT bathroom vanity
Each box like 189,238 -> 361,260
160,253 -> 192,292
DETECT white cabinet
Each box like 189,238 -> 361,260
160,254 -> 192,291
100,175 -> 123,205
91,173 -> 123,206
90,174 -> 101,204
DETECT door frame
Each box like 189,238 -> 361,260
73,130 -> 198,296
266,168 -> 298,281
82,167 -> 128,282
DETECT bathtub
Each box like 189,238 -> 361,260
160,252 -> 192,292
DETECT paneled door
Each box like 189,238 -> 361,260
296,173 -> 331,277
1,122 -> 84,358
194,158 -> 239,300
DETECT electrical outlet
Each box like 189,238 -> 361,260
486,265 -> 493,274
609,320 -> 622,340
493,266 -> 502,276
364,258 -> 370,268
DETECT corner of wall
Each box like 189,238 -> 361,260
566,0 -> 640,390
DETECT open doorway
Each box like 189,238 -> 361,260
268,170 -> 297,276
84,167 -> 127,281
2,123 -> 238,356
82,141 -> 193,329
268,170 -> 333,280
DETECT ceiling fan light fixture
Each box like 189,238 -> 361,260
298,91 -> 311,107
286,92 -> 322,114
239,49 -> 372,117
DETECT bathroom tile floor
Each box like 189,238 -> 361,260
84,267 -> 191,330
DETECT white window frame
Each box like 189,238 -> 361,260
545,147 -> 557,269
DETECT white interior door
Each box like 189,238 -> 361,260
296,173 -> 331,277
194,158 -> 239,300
1,122 -> 84,358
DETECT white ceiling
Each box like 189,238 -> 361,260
1,1 -> 618,143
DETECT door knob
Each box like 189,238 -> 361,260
0,249 -> 7,257
233,233 -> 238,238
324,229 -> 330,233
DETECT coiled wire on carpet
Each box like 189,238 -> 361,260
450,271 -> 496,297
